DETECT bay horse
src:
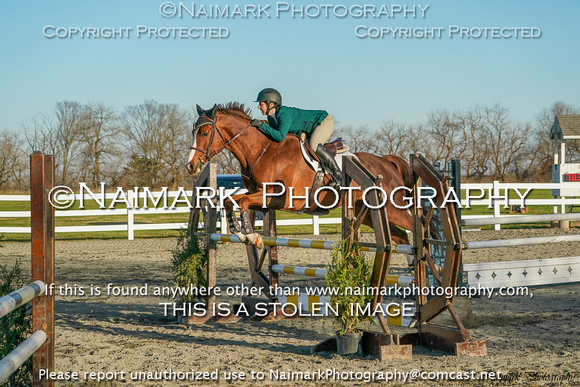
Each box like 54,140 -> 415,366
186,102 -> 419,249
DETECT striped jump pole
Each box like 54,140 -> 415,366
210,233 -> 414,255
0,331 -> 47,383
0,280 -> 45,318
271,264 -> 327,278
271,264 -> 415,286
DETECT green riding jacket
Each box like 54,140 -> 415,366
260,106 -> 329,142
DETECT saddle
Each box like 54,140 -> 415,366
301,134 -> 350,160
292,134 -> 357,214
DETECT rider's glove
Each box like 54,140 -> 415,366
250,119 -> 264,130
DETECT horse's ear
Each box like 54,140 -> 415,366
209,104 -> 218,119
196,104 -> 204,116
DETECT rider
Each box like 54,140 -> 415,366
250,88 -> 342,185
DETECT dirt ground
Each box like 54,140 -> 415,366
1,228 -> 579,386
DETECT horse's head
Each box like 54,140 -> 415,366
185,104 -> 220,175
185,102 -> 254,175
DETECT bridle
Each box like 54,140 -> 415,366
190,115 -> 252,163
189,114 -> 272,181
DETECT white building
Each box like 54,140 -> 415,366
551,115 -> 580,196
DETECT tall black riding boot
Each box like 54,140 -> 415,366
315,144 -> 342,186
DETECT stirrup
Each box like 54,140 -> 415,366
327,169 -> 342,187
326,179 -> 339,190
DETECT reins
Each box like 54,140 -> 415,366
190,117 -> 252,163
191,115 -> 271,180
241,140 -> 271,182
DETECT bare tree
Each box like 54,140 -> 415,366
0,131 -> 27,191
161,104 -> 191,188
54,101 -> 83,184
121,100 -> 190,188
24,102 -> 84,185
122,100 -> 170,187
376,120 -> 413,158
24,114 -> 58,157
453,107 -> 490,181
335,125 -> 377,153
423,109 -> 471,165
78,103 -> 119,186
479,104 -> 530,181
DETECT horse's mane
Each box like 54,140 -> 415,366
216,102 -> 252,120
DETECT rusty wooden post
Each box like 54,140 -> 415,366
265,209 -> 278,295
183,163 -> 224,323
205,164 -> 218,312
30,152 -> 55,387
341,157 -> 354,242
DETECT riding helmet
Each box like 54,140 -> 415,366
255,88 -> 282,107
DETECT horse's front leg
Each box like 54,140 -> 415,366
223,193 -> 264,248
224,194 -> 243,233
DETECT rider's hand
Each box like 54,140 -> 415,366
250,119 -> 263,129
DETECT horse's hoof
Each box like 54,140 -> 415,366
246,233 -> 264,249
234,232 -> 248,244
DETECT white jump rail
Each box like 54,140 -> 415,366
0,332 -> 48,383
0,280 -> 44,318
464,234 -> 580,250
0,280 -> 47,384
462,213 -> 580,226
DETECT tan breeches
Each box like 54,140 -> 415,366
308,115 -> 335,149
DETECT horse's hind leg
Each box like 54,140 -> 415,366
362,208 -> 415,270
389,223 -> 409,246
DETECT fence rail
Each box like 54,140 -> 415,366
0,282 -> 47,384
1,181 -> 579,239
462,181 -> 580,229
0,188 -> 336,238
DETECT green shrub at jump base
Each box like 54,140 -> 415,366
171,232 -> 208,305
325,239 -> 374,355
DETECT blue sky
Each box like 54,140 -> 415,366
0,0 -> 578,132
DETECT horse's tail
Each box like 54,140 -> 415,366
383,155 -> 442,240
382,155 -> 413,189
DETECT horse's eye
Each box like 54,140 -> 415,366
200,131 -> 209,137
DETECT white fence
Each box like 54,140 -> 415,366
461,181 -> 580,230
0,189 -> 337,239
1,182 -> 579,239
